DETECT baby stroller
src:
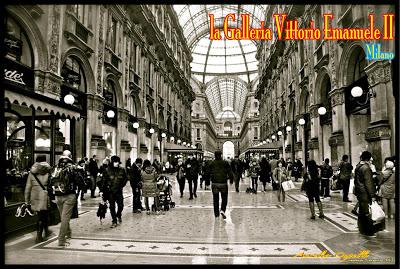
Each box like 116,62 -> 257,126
156,175 -> 175,211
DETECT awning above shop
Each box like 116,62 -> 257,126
5,89 -> 82,120
165,143 -> 203,154
243,143 -> 280,154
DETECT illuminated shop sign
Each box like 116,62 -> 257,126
3,57 -> 34,90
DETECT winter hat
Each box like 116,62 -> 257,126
111,155 -> 121,163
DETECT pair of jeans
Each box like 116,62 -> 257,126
177,177 -> 185,196
90,175 -> 97,197
251,177 -> 258,192
108,192 -> 124,223
212,183 -> 228,217
320,178 -> 330,197
342,179 -> 351,201
188,177 -> 198,198
145,196 -> 159,211
55,194 -> 76,244
131,187 -> 142,210
234,174 -> 240,191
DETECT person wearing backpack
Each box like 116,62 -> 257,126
51,150 -> 85,247
24,155 -> 53,243
320,158 -> 333,198
101,155 -> 128,228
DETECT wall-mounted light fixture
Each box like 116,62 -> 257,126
63,94 -> 75,105
132,122 -> 139,129
149,128 -> 155,134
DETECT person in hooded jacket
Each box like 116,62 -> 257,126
24,155 -> 53,243
129,158 -> 143,213
141,159 -> 161,214
378,157 -> 396,219
176,159 -> 186,197
101,155 -> 128,228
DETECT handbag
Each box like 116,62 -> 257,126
281,180 -> 295,191
31,173 -> 55,203
369,201 -> 385,223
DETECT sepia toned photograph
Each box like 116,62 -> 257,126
2,3 -> 398,266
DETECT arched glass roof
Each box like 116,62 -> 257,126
205,77 -> 247,120
174,5 -> 266,84
216,108 -> 240,120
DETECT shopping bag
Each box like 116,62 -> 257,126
282,180 -> 295,191
369,201 -> 385,223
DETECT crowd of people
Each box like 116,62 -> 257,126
23,148 -> 396,247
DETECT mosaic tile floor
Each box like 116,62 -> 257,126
5,175 -> 396,264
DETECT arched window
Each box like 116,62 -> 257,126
61,56 -> 87,92
131,96 -> 137,117
5,15 -> 34,67
352,48 -> 367,83
104,80 -> 117,107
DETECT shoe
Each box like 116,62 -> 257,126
118,217 -> 122,223
362,234 -> 377,238
80,197 -> 86,201
133,209 -> 138,213
146,210 -> 151,215
110,222 -> 118,228
189,197 -> 193,200
236,189 -> 239,193
310,215 -> 316,220
58,241 -> 70,247
351,209 -> 358,216
44,229 -> 54,238
180,194 -> 183,198
319,214 -> 325,219
220,211 -> 226,219
194,193 -> 197,198
35,236 -> 43,244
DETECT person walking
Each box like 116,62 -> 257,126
302,160 -> 324,219
50,150 -> 85,247
24,155 -> 53,243
88,155 -> 99,198
378,158 -> 395,219
339,155 -> 353,202
204,150 -> 234,219
259,157 -> 271,192
320,158 -> 333,198
77,160 -> 88,201
248,159 -> 260,193
129,158 -> 143,213
101,155 -> 128,228
354,151 -> 378,237
176,159 -> 186,197
231,155 -> 242,192
185,155 -> 200,200
273,160 -> 289,202
292,159 -> 303,182
141,160 -> 160,215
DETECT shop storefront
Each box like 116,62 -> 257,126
4,13 -> 86,235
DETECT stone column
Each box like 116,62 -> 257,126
118,108 -> 130,162
309,105 -> 320,162
364,61 -> 393,170
295,115 -> 303,160
87,94 -> 105,158
328,87 -> 346,167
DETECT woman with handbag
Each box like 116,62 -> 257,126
302,160 -> 324,219
273,160 -> 288,203
24,155 -> 53,243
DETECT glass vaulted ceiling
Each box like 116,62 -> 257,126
173,5 -> 267,120
174,5 -> 267,84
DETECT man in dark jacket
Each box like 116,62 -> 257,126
88,155 -> 99,198
231,156 -> 242,192
185,155 -> 200,200
354,151 -> 377,237
339,154 -> 353,202
205,151 -> 234,219
320,158 -> 333,198
101,155 -> 128,228
129,158 -> 143,213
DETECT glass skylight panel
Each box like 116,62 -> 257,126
191,63 -> 205,72
226,55 -> 245,65
191,53 -> 207,64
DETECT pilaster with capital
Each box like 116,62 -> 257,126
328,87 -> 345,133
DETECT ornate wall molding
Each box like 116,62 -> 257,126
328,131 -> 345,147
329,87 -> 345,107
96,7 -> 105,94
365,61 -> 392,87
49,5 -> 61,73
365,123 -> 391,142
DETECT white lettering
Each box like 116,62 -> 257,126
4,69 -> 26,85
